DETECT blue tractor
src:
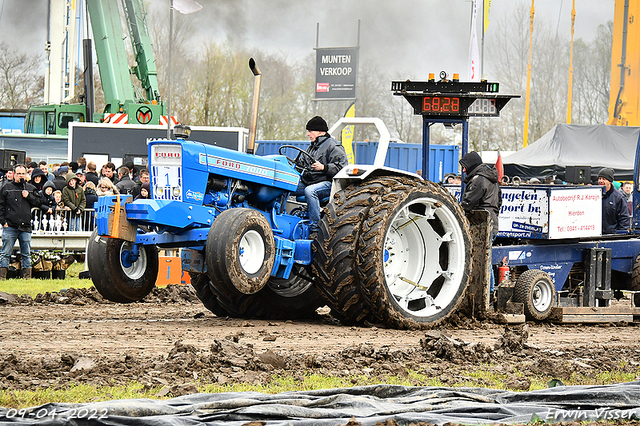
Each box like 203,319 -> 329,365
88,117 -> 474,328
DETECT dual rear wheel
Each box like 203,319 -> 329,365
313,177 -> 473,328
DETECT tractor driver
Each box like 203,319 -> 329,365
294,116 -> 348,233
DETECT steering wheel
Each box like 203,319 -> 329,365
278,145 -> 316,171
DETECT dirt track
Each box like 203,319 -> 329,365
1,285 -> 640,395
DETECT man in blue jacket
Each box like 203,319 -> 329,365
598,167 -> 630,234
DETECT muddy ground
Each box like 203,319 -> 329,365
1,285 -> 640,397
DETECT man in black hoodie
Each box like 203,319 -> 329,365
459,151 -> 501,228
459,151 -> 502,295
0,164 -> 41,279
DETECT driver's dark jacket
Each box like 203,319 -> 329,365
460,163 -> 502,229
299,134 -> 348,186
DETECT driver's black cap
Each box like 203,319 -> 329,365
306,116 -> 328,132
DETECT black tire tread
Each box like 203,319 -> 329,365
631,254 -> 640,307
207,265 -> 324,319
357,176 -> 472,329
513,269 -> 555,321
311,177 -> 400,325
190,272 -> 231,317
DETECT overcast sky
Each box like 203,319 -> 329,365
0,0 -> 615,81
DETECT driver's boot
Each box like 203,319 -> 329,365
0,268 -> 7,280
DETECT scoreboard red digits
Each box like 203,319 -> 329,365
422,96 -> 460,113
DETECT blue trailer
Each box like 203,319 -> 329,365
256,140 -> 459,183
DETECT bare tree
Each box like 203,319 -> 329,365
0,42 -> 43,108
571,22 -> 612,124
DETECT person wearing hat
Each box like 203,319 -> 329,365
459,151 -> 502,301
598,167 -> 630,234
293,116 -> 348,232
53,165 -> 68,191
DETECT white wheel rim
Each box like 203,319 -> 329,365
383,197 -> 467,319
239,230 -> 265,275
532,279 -> 553,312
120,243 -> 147,280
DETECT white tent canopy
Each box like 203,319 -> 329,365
502,124 -> 640,181
504,124 -> 640,169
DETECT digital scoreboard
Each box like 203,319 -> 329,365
391,79 -> 519,118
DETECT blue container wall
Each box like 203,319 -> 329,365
256,141 -> 459,183
0,116 -> 25,133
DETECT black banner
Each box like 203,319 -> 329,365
315,47 -> 358,100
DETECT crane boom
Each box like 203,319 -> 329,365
122,0 -> 161,103
26,0 -> 166,135
608,0 -> 639,126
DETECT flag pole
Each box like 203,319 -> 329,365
567,0 -> 576,124
523,0 -> 535,148
167,0 -> 174,139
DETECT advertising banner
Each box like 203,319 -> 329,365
498,187 -> 549,238
447,185 -> 602,239
315,47 -> 358,99
548,188 -> 601,238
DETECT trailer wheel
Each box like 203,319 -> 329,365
206,208 -> 275,295
87,229 -> 158,303
189,273 -> 230,318
358,178 -> 472,329
312,178 -> 396,325
631,254 -> 640,307
513,269 -> 556,321
208,265 -> 324,319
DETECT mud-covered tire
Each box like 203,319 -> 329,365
631,254 -> 640,307
358,178 -> 472,329
312,178 -> 395,325
190,272 -> 230,318
87,229 -> 158,303
206,208 -> 275,295
208,265 -> 324,319
513,269 -> 555,321
86,230 -> 130,303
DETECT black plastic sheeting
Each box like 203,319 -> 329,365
2,383 -> 640,425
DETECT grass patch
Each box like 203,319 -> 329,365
0,382 -> 163,409
0,262 -> 91,298
3,366 -> 638,409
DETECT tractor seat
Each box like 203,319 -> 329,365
296,194 -> 330,206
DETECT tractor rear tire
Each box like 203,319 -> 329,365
190,272 -> 231,318
208,265 -> 324,319
629,254 -> 640,307
87,229 -> 158,303
312,178 -> 397,325
357,177 -> 472,329
206,208 -> 275,295
513,269 -> 555,321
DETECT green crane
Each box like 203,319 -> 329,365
26,0 -> 165,135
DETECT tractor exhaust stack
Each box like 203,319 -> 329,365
247,58 -> 261,155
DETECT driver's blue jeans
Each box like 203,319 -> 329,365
294,180 -> 332,231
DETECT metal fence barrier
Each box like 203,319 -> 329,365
31,208 -> 96,234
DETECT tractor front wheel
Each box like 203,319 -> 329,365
87,229 -> 158,303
